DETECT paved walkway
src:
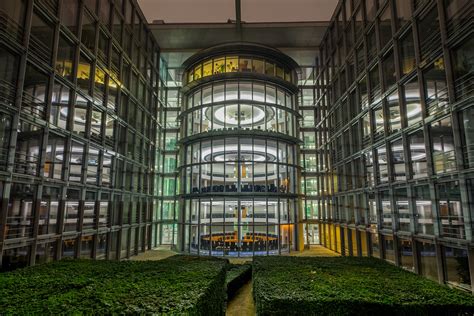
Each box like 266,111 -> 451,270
290,245 -> 340,257
130,246 -> 177,261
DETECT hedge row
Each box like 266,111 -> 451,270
253,256 -> 474,316
0,255 -> 228,315
226,263 -> 252,298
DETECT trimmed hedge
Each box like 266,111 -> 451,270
253,256 -> 474,316
0,255 -> 228,315
226,263 -> 252,298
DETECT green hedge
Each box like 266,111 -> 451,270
226,263 -> 252,298
253,256 -> 474,316
0,255 -> 228,315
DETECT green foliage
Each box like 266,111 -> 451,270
0,255 -> 228,315
226,263 -> 252,298
253,256 -> 474,316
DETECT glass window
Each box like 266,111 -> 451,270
418,7 -> 440,62
23,63 -> 48,119
31,10 -> 54,62
400,30 -> 416,75
403,76 -> 422,126
399,239 -> 414,271
382,51 -> 396,90
394,0 -> 411,29
15,122 -> 42,176
44,134 -> 65,180
0,0 -> 26,37
226,56 -> 238,72
383,235 -> 395,262
359,77 -> 368,109
6,183 -> 35,239
213,58 -> 225,74
367,28 -> 377,61
0,113 -> 11,170
81,12 -> 96,52
387,90 -> 401,133
225,82 -> 238,100
371,232 -> 380,258
438,181 -> 464,239
69,141 -> 84,182
452,35 -> 474,99
444,246 -> 471,290
202,86 -> 212,104
424,57 -> 448,114
391,138 -> 406,181
55,35 -> 75,81
253,83 -> 265,102
0,47 -> 19,94
213,83 -> 225,102
239,57 -> 252,72
372,105 -> 384,138
253,59 -> 264,73
408,130 -> 428,179
265,61 -> 275,76
395,188 -> 410,231
431,117 -> 456,174
414,185 -> 434,235
365,0 -> 376,23
444,0 -> 470,34
369,65 -> 380,101
356,44 -> 365,74
194,64 -> 202,80
376,145 -> 388,184
275,66 -> 284,80
417,242 -> 438,282
64,189 -> 80,232
112,10 -> 123,44
460,106 -> 474,168
354,6 -> 363,39
77,54 -> 91,96
379,3 -> 392,48
266,85 -> 276,103
203,60 -> 212,77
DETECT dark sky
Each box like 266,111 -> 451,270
137,0 -> 338,23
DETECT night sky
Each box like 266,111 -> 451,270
137,0 -> 338,23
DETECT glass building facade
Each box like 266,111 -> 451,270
177,44 -> 302,256
0,0 -> 161,270
314,0 -> 474,292
0,0 -> 473,294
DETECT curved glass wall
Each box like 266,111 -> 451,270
182,138 -> 298,195
183,81 -> 298,138
183,197 -> 296,256
185,55 -> 296,85
179,45 -> 300,256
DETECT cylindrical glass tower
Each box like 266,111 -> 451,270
177,43 -> 301,256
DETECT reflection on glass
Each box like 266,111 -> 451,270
431,117 -> 456,174
414,185 -> 433,235
444,246 -> 471,290
418,241 -> 438,281
400,30 -> 416,75
391,139 -> 406,181
408,130 -> 427,178
399,239 -> 414,271
438,181 -> 464,239
404,76 -> 422,126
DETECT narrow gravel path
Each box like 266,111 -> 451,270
226,281 -> 255,316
